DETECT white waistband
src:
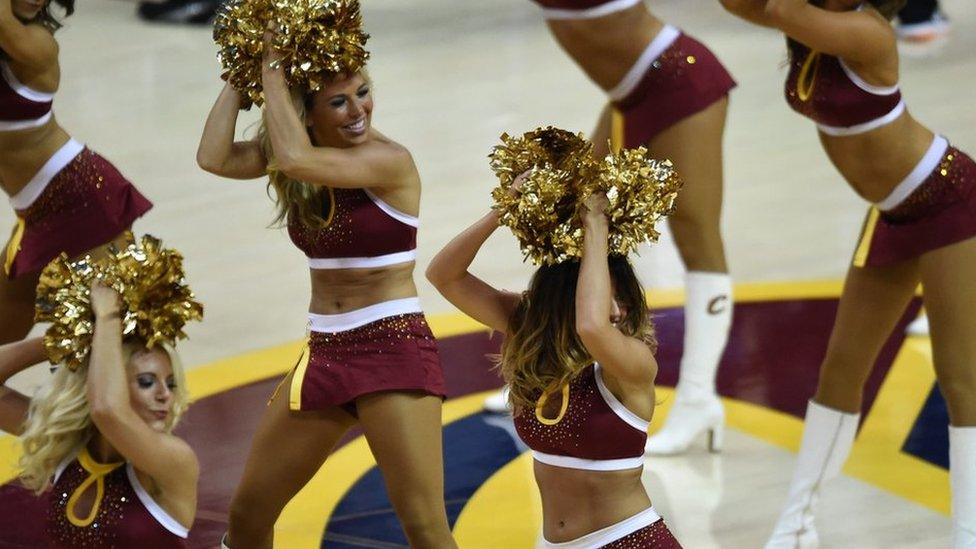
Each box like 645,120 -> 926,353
876,134 -> 949,211
539,0 -> 642,20
307,249 -> 417,270
0,111 -> 52,133
307,297 -> 423,333
608,25 -> 680,101
816,100 -> 905,137
533,450 -> 645,471
542,507 -> 661,548
9,138 -> 84,210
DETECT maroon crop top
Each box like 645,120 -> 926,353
784,41 -> 904,136
47,449 -> 189,548
287,187 -> 418,270
0,60 -> 54,132
513,364 -> 649,471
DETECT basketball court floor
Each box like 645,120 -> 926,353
1,0 -> 974,547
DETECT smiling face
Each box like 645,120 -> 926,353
306,72 -> 373,148
11,0 -> 47,21
126,348 -> 177,433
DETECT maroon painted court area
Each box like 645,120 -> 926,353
0,296 -> 920,547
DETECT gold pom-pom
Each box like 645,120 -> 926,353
584,147 -> 682,256
213,0 -> 369,108
489,128 -> 683,265
213,0 -> 274,109
35,234 -> 204,371
271,0 -> 370,93
489,127 -> 596,265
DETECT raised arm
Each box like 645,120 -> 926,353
762,0 -> 895,64
0,337 -> 46,435
426,189 -> 523,334
197,82 -> 268,179
718,0 -> 778,27
574,194 -> 656,387
0,0 -> 58,68
86,284 -> 198,494
260,46 -> 413,190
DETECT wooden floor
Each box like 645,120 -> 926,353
1,0 -> 973,546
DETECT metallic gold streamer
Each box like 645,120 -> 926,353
34,234 -> 204,371
489,128 -> 682,265
213,0 -> 369,109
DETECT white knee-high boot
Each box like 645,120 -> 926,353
950,426 -> 976,549
645,271 -> 732,455
766,400 -> 859,549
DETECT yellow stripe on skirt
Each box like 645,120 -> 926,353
3,217 -> 26,276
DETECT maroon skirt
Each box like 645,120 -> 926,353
853,144 -> 976,268
4,145 -> 153,279
611,30 -> 736,149
286,312 -> 445,415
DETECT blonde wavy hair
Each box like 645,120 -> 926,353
499,256 -> 656,414
18,341 -> 188,493
258,71 -> 372,229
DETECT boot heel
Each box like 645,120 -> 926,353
708,423 -> 724,453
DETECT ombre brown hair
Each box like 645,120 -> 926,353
499,256 -> 656,413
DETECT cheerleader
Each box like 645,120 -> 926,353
494,0 -> 739,457
720,1 -> 976,546
199,5 -> 455,546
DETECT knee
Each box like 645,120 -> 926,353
815,355 -> 871,412
228,490 -> 277,543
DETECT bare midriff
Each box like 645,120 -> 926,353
545,4 -> 663,91
818,113 -> 936,203
534,460 -> 651,543
0,119 -> 70,196
308,261 -> 418,314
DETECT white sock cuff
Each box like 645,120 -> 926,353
685,271 -> 733,293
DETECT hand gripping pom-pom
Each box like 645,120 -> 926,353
35,233 -> 205,371
213,0 -> 369,108
489,127 -> 683,265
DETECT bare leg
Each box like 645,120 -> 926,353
225,373 -> 356,549
648,97 -> 729,274
919,237 -> 976,426
639,99 -> 734,454
815,259 -> 920,413
767,258 -> 919,548
357,392 -> 457,549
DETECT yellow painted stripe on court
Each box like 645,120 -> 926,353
453,451 -> 541,546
